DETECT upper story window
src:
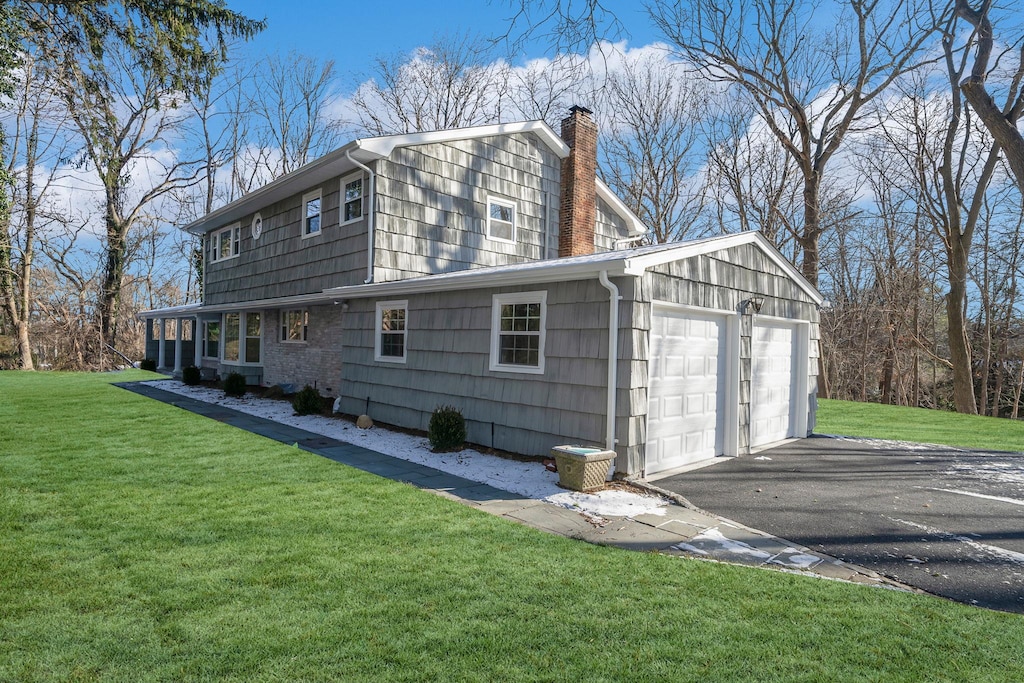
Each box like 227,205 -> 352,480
486,196 -> 516,243
303,190 -> 322,238
212,224 -> 240,262
281,309 -> 308,343
375,300 -> 407,363
489,291 -> 546,374
341,172 -> 363,224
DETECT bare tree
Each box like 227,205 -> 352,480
954,0 -> 1024,195
0,53 -> 74,369
648,0 -> 944,286
599,51 -> 709,243
350,34 -> 508,135
52,43 -> 204,355
248,52 -> 345,176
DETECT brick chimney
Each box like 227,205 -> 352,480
558,105 -> 597,258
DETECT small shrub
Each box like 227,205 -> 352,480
292,385 -> 323,416
263,384 -> 286,400
139,358 -> 157,372
429,405 -> 466,452
182,366 -> 201,386
223,372 -> 247,398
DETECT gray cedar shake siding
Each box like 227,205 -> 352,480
203,180 -> 369,305
202,132 -> 632,306
330,241 -> 817,475
335,278 -> 627,457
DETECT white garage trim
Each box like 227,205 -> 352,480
645,302 -> 739,478
750,315 -> 810,449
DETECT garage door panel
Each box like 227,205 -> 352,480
751,321 -> 799,447
646,308 -> 728,474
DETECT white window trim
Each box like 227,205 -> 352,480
374,300 -> 408,364
486,196 -> 517,244
340,171 -> 364,226
212,223 -> 241,262
251,212 -> 264,241
302,190 -> 323,239
221,311 -> 263,366
489,291 -> 546,375
202,321 -> 219,359
280,309 -> 308,344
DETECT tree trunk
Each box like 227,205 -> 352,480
798,172 -> 822,287
946,243 -> 978,414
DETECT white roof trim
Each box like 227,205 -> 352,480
622,232 -> 822,303
595,178 -> 647,236
139,232 -> 821,318
356,120 -> 570,159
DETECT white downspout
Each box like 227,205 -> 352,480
598,270 -> 620,453
345,149 -> 376,284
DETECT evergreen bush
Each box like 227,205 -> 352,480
139,358 -> 157,372
428,405 -> 466,452
182,366 -> 201,386
292,385 -> 323,416
223,372 -> 247,398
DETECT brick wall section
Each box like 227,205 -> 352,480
558,106 -> 598,257
261,304 -> 345,397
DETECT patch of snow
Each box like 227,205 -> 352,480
776,550 -> 822,569
887,517 -> 1024,566
141,380 -> 671,519
945,460 -> 1024,489
754,456 -> 772,461
672,527 -> 772,560
828,435 -> 960,452
925,487 -> 1024,508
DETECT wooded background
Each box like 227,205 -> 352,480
1,0 -> 1022,419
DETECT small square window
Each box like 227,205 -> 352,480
486,197 -> 516,243
281,309 -> 308,342
303,191 -> 322,237
375,301 -> 407,363
341,173 -> 363,224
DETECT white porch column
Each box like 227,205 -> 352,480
193,318 -> 202,368
173,318 -> 183,373
157,319 -> 166,369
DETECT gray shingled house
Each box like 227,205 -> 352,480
142,107 -> 823,478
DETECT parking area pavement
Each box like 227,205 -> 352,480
657,436 -> 1024,613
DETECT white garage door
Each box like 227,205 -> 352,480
751,320 -> 799,447
646,308 -> 727,474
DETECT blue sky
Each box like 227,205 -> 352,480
229,0 -> 660,70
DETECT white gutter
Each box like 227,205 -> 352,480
598,270 -> 621,453
345,148 -> 377,284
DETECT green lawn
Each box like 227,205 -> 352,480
818,398 -> 1024,452
2,372 -> 1023,681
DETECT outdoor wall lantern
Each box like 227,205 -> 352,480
742,296 -> 766,314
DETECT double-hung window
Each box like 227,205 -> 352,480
221,312 -> 261,364
212,224 -> 240,262
303,190 -> 322,237
341,173 -> 363,224
223,313 -> 240,362
486,196 -> 516,243
490,291 -> 546,374
375,301 -> 407,363
203,321 -> 220,358
281,309 -> 308,343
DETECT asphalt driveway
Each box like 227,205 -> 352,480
658,436 -> 1024,613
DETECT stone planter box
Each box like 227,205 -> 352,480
550,446 -> 616,492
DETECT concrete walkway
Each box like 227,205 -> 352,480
119,382 -> 916,594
